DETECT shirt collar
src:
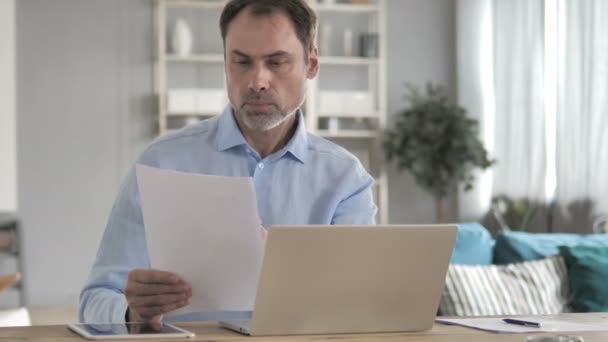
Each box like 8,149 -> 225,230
215,105 -> 248,151
215,105 -> 308,164
282,109 -> 308,164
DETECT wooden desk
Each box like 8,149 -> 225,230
1,313 -> 607,341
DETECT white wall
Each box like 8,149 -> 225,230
386,0 -> 458,223
17,0 -> 154,307
16,0 -> 457,307
0,0 -> 17,212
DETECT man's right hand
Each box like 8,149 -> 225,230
124,269 -> 192,323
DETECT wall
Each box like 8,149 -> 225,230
16,0 -> 456,307
386,0 -> 458,223
0,0 -> 17,212
17,0 -> 154,307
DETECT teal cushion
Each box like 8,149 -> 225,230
494,231 -> 608,264
450,222 -> 495,265
559,245 -> 608,312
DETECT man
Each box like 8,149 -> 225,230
80,0 -> 377,324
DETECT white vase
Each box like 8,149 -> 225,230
171,18 -> 193,57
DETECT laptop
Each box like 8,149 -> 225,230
220,224 -> 458,336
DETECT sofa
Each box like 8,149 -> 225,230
439,222 -> 608,316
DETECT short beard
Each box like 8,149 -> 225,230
235,90 -> 292,131
236,105 -> 289,132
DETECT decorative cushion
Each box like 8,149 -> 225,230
439,255 -> 569,316
450,223 -> 495,265
494,231 -> 608,264
559,245 -> 608,312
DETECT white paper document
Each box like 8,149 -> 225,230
135,164 -> 265,316
436,317 -> 608,333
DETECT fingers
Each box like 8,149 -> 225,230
130,297 -> 191,321
128,320 -> 164,333
125,281 -> 191,297
128,269 -> 180,285
125,269 -> 193,323
125,269 -> 191,297
147,321 -> 163,333
129,292 -> 189,308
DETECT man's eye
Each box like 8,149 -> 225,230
268,59 -> 288,66
235,60 -> 251,65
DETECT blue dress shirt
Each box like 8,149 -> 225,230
79,106 -> 377,323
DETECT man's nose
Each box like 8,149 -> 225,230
248,64 -> 271,92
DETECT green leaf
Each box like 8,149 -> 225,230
383,83 -> 496,199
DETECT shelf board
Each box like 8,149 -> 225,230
318,113 -> 380,119
166,54 -> 224,63
165,0 -> 226,9
315,3 -> 379,13
317,130 -> 380,138
319,56 -> 379,65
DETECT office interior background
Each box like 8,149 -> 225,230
0,0 -> 606,325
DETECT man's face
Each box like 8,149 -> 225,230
224,8 -> 319,132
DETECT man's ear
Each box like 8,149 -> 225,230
307,47 -> 319,79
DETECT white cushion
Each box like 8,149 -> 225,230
440,255 -> 569,316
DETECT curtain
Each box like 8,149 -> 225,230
456,0 -> 546,221
457,0 -> 608,231
492,0 -> 546,200
555,0 -> 608,221
456,0 -> 495,221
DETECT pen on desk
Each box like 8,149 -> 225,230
502,318 -> 542,328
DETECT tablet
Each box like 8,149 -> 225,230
67,322 -> 195,340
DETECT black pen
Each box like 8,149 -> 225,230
503,318 -> 542,328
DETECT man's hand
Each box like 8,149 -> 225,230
124,269 -> 192,323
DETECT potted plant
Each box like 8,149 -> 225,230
383,83 -> 495,223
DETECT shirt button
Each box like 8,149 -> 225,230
258,162 -> 264,169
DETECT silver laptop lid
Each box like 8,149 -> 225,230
248,224 -> 458,335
